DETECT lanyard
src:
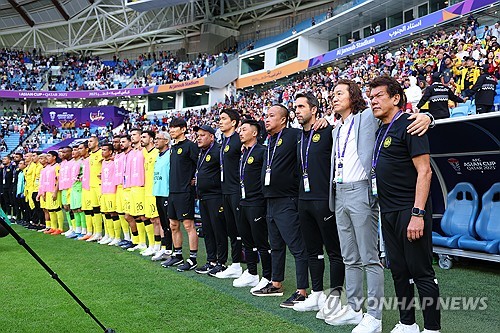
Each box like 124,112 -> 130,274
372,110 -> 402,170
220,134 -> 232,169
266,130 -> 283,170
239,144 -> 256,183
197,142 -> 214,172
336,118 -> 355,162
300,130 -> 314,175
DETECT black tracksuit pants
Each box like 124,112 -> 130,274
238,205 -> 272,280
298,199 -> 345,292
200,197 -> 228,264
156,196 -> 172,251
267,197 -> 308,289
381,206 -> 440,331
222,194 -> 242,263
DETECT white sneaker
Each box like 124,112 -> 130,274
108,238 -> 121,246
141,247 -> 156,256
64,231 -> 76,239
352,313 -> 382,333
421,330 -> 440,333
325,305 -> 363,326
98,235 -> 110,244
127,244 -> 147,252
87,234 -> 102,242
390,322 -> 420,333
294,291 -> 326,312
250,277 -> 270,293
62,228 -> 73,236
101,237 -> 113,245
233,270 -> 259,287
152,249 -> 172,261
215,263 -> 242,279
317,294 -> 342,320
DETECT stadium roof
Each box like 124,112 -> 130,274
0,0 -> 331,55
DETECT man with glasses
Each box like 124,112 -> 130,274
151,131 -> 173,261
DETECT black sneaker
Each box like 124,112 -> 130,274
177,258 -> 197,272
208,263 -> 227,277
195,262 -> 215,274
251,282 -> 284,297
279,291 -> 306,308
161,256 -> 183,268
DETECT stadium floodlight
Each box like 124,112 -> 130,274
0,217 -> 116,333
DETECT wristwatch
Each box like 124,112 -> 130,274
411,207 -> 426,217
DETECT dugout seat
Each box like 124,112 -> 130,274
458,183 -> 500,254
450,105 -> 469,118
432,182 -> 479,248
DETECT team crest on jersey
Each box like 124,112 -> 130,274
206,155 -> 211,162
247,156 -> 254,164
177,148 -> 183,154
383,137 -> 392,148
312,133 -> 321,143
224,145 -> 230,153
277,138 -> 283,147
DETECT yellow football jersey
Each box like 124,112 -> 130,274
89,148 -> 103,188
33,162 -> 43,192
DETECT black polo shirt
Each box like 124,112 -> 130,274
220,131 -> 242,195
261,127 -> 300,198
298,125 -> 333,200
375,113 -> 430,213
196,143 -> 222,200
169,138 -> 199,194
240,144 -> 265,207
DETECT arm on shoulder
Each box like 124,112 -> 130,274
406,112 -> 433,136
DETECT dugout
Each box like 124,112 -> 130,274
428,112 -> 500,268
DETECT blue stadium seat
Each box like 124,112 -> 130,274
458,183 -> 500,254
450,105 -> 469,117
432,182 -> 479,248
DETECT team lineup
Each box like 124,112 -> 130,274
16,77 -> 442,333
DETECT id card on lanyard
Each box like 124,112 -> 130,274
265,130 -> 283,186
371,111 -> 402,196
239,144 -> 256,199
220,135 -> 231,182
300,130 -> 314,192
196,143 -> 214,186
335,119 -> 355,184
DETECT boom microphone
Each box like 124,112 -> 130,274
0,217 -> 116,332
0,210 -> 10,237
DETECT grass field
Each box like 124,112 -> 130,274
1,225 -> 499,333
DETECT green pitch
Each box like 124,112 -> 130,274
1,226 -> 499,332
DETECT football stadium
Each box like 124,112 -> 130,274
0,0 -> 499,332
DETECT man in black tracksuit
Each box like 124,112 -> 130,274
193,125 -> 229,276
0,156 -> 15,217
417,72 -> 464,119
233,119 -> 272,291
162,118 -> 199,272
217,109 -> 243,279
252,104 -> 309,309
293,92 -> 345,312
471,64 -> 497,114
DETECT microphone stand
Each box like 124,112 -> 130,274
0,217 -> 115,333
